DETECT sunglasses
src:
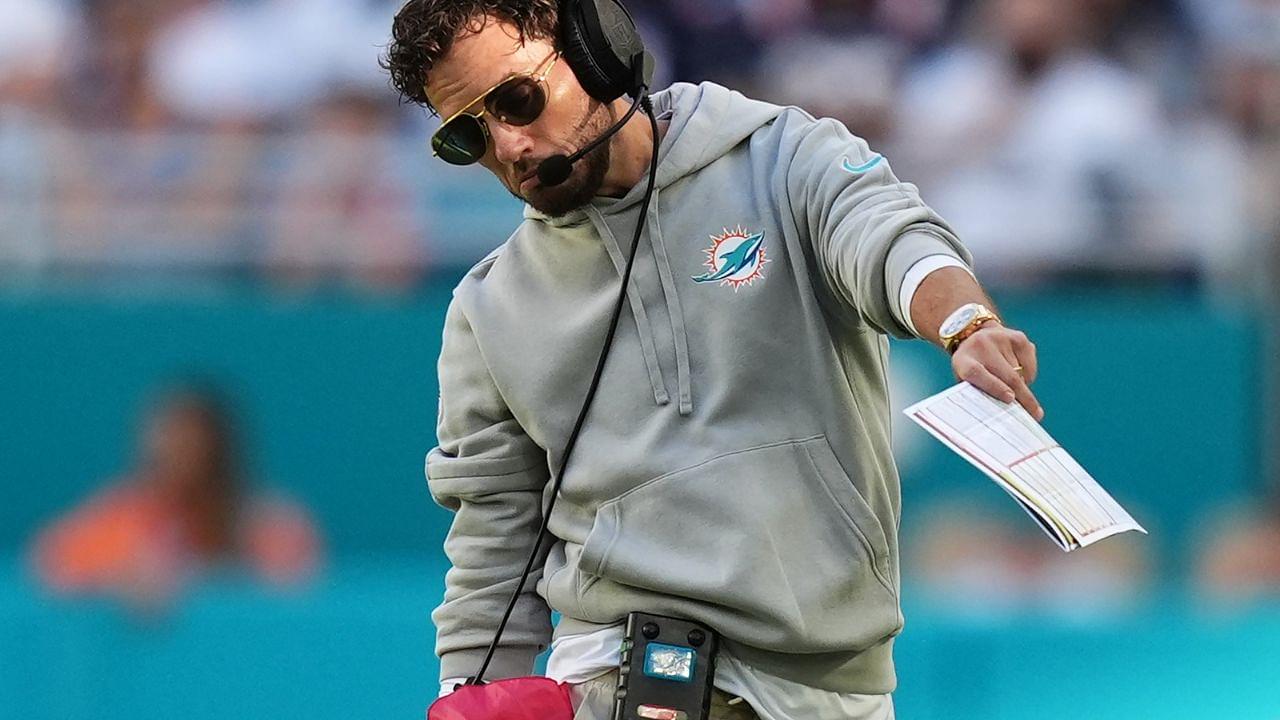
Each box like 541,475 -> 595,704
431,53 -> 560,166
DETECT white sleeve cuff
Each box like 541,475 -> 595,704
440,678 -> 469,698
899,254 -> 974,337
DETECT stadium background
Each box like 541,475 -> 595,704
2,0 -> 1278,717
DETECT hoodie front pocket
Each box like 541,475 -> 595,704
578,435 -> 899,653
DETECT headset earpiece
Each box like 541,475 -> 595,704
559,0 -> 653,102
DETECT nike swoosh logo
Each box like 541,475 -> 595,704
842,154 -> 883,174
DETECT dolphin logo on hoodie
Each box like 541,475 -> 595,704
692,228 -> 768,290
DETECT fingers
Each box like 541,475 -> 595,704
957,362 -> 1016,405
994,356 -> 1044,421
953,327 -> 1045,420
1009,330 -> 1038,384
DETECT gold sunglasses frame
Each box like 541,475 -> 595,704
430,53 -> 560,162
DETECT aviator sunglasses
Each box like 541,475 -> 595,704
430,53 -> 560,166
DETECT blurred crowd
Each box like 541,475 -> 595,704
0,0 -> 425,285
0,0 -> 1277,292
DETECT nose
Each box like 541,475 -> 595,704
488,122 -> 534,166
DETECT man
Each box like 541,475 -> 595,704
384,2 -> 1042,718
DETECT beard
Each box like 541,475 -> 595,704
514,102 -> 614,218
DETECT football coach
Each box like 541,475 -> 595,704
384,1 -> 1042,718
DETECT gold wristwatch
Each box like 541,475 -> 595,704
939,303 -> 1001,354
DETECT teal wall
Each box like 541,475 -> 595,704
0,280 -> 1272,718
2,560 -> 1278,719
0,281 -> 1261,560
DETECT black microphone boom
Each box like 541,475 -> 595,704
536,92 -> 646,187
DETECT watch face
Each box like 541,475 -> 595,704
941,305 -> 980,337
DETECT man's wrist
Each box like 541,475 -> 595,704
938,303 -> 1002,354
898,254 -> 972,337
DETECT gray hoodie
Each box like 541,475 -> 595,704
426,81 -> 972,694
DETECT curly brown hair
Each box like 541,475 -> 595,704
382,0 -> 560,111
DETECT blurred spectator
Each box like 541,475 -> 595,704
73,0 -> 189,130
640,0 -> 767,87
1181,2 -> 1280,294
149,0 -> 398,126
908,499 -> 1151,613
890,0 -> 1180,281
1195,496 -> 1280,603
265,89 -> 428,290
50,0 -> 265,268
723,0 -> 957,146
52,127 -> 267,269
0,0 -> 78,272
31,384 -> 320,607
758,34 -> 907,147
0,0 -> 74,120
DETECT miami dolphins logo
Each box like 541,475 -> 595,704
691,227 -> 768,290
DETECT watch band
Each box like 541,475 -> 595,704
943,315 -> 999,354
940,303 -> 1002,354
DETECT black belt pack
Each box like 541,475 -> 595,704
614,612 -> 721,720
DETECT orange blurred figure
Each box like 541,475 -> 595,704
31,385 -> 320,604
1196,496 -> 1280,603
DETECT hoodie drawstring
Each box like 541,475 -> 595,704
646,188 -> 694,415
524,84 -> 788,418
586,206 -> 670,407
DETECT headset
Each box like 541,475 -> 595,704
559,0 -> 654,102
465,0 -> 659,687
537,0 -> 655,186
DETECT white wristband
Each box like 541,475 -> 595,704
899,255 -> 973,337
